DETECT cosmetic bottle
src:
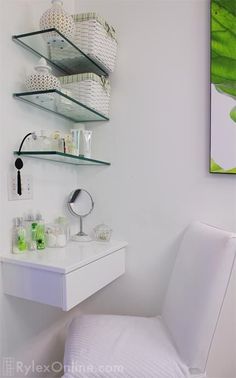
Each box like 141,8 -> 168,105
71,123 -> 85,156
58,137 -> 66,153
35,213 -> 46,250
12,218 -> 23,254
51,131 -> 61,151
25,213 -> 37,251
65,134 -> 74,154
81,130 -> 93,158
71,129 -> 81,156
37,130 -> 52,151
31,223 -> 38,251
14,217 -> 27,253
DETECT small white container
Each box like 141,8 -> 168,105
25,58 -> 61,92
40,0 -> 75,42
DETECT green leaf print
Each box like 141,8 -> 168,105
210,158 -> 236,173
211,0 -> 236,121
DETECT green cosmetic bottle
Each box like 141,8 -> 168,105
36,213 -> 46,250
17,218 -> 27,252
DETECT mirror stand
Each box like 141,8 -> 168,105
71,216 -> 92,242
68,189 -> 94,243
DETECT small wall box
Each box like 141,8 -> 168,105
1,240 -> 127,311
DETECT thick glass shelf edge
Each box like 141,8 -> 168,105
12,28 -> 108,76
14,151 -> 111,166
13,89 -> 109,122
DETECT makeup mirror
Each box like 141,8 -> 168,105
68,189 -> 94,242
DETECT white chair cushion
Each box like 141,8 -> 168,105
162,222 -> 236,373
62,314 -> 190,378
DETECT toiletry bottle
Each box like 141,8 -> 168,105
17,218 -> 28,252
65,134 -> 73,154
35,213 -> 46,250
12,218 -> 22,254
82,130 -> 93,158
58,137 -> 66,153
31,223 -> 38,251
51,131 -> 61,151
25,212 -> 34,249
72,123 -> 85,156
12,218 -> 18,254
38,130 -> 52,151
71,129 -> 81,156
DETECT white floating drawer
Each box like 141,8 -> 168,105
63,248 -> 125,311
1,240 -> 127,311
2,263 -> 63,308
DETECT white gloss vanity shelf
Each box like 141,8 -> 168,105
1,240 -> 127,311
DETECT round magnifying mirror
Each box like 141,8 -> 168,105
68,189 -> 94,242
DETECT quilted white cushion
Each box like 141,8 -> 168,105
62,314 -> 190,378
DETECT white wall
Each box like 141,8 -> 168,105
0,0 -> 236,377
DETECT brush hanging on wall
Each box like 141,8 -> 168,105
15,132 -> 37,196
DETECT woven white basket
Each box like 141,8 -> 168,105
73,13 -> 118,73
59,73 -> 111,117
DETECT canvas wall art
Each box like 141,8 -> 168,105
211,0 -> 236,173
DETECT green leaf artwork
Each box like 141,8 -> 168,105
211,0 -> 236,173
211,0 -> 236,110
210,159 -> 236,173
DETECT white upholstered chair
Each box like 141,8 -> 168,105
62,222 -> 236,378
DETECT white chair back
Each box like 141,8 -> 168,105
161,221 -> 236,374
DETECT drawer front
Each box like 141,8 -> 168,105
63,248 -> 125,311
2,263 -> 63,308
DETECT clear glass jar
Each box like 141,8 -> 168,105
46,222 -> 68,248
94,224 -> 112,242
56,217 -> 69,239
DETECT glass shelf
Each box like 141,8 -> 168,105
12,28 -> 108,77
13,90 -> 109,122
14,151 -> 110,166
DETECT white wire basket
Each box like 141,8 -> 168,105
59,73 -> 111,117
73,13 -> 118,73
